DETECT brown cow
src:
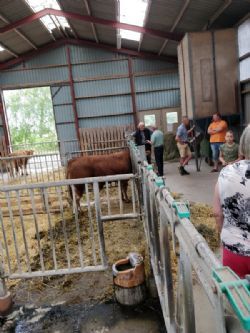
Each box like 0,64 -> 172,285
8,150 -> 34,177
66,149 -> 132,208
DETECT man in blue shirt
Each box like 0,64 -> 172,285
175,116 -> 194,175
147,126 -> 164,176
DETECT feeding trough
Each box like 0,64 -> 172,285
112,253 -> 146,306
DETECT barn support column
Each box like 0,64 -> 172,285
0,92 -> 11,150
128,57 -> 138,127
66,46 -> 81,143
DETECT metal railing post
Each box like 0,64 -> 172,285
93,181 -> 108,268
179,247 -> 196,333
159,205 -> 176,333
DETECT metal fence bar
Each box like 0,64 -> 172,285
8,265 -> 106,279
56,186 -> 71,269
159,205 -> 176,332
118,180 -> 123,214
43,188 -> 58,271
179,247 -> 196,333
6,191 -> 22,274
85,183 -> 97,266
16,190 -> 31,273
71,184 -> 84,268
0,209 -> 11,275
131,178 -> 136,214
93,181 -> 107,268
29,188 -> 45,272
105,181 -> 111,216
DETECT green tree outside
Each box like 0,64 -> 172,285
3,87 -> 58,152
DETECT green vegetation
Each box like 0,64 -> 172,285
4,87 -> 58,152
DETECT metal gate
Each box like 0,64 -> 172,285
0,174 -> 138,281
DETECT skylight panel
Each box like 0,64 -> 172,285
25,0 -> 70,33
0,45 -> 5,52
119,0 -> 148,41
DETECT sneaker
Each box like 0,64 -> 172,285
178,166 -> 185,176
182,168 -> 190,175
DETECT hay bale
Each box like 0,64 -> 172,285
163,133 -> 179,161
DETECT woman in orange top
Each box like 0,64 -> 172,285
207,112 -> 228,172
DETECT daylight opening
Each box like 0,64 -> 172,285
0,45 -> 5,52
3,87 -> 58,152
25,0 -> 70,33
119,0 -> 149,41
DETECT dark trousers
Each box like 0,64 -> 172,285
154,145 -> 164,176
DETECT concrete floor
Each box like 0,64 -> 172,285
163,159 -> 219,205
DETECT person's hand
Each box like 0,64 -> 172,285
146,140 -> 151,144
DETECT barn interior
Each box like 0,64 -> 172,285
0,1 -> 250,333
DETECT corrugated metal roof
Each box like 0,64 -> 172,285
0,0 -> 249,63
140,36 -> 166,54
211,2 -> 250,29
90,0 -> 116,21
145,0 -> 186,31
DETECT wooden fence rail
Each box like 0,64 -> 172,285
79,125 -> 134,154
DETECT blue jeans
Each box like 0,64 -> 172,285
210,142 -> 223,162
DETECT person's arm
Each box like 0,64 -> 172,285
175,127 -> 183,143
207,123 -> 214,135
213,182 -> 224,233
187,125 -> 195,134
147,133 -> 154,145
219,148 -> 227,166
215,121 -> 228,133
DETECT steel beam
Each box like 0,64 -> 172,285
0,42 -> 18,58
66,46 -> 81,143
158,0 -> 190,55
0,12 -> 37,50
128,57 -> 138,127
0,38 -> 177,70
0,8 -> 183,42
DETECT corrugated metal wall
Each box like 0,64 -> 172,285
238,18 -> 250,125
0,45 -> 180,143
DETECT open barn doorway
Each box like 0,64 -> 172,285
2,87 -> 58,153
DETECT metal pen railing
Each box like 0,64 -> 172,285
128,141 -> 248,333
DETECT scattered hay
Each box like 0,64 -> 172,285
190,203 -> 220,251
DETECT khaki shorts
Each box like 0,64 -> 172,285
177,142 -> 192,158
